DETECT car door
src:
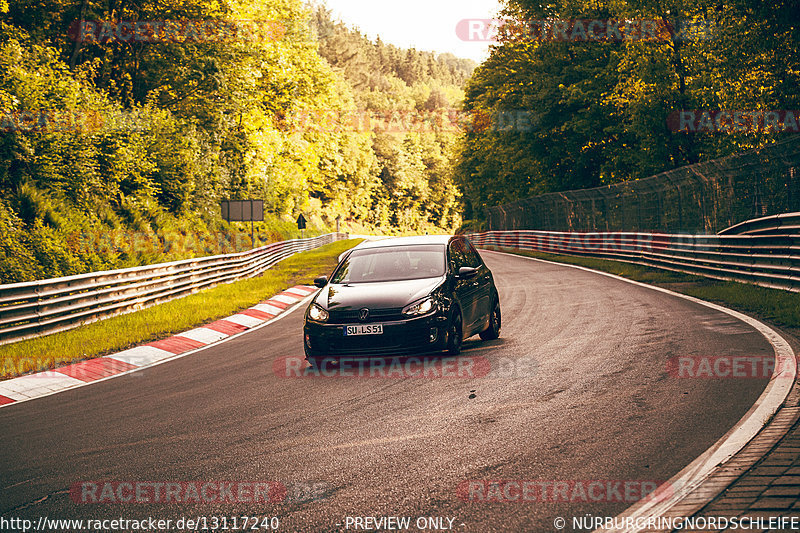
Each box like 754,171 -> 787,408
448,238 -> 480,331
462,239 -> 492,329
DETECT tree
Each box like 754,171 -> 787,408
457,0 -> 800,222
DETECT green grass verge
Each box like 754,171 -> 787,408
491,247 -> 800,331
0,239 -> 361,379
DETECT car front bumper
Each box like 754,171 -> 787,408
304,312 -> 449,358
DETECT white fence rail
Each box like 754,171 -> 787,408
0,233 -> 347,346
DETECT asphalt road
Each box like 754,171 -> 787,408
0,251 -> 773,532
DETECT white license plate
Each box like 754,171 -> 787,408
344,324 -> 384,336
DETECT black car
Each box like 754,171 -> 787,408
303,235 -> 501,360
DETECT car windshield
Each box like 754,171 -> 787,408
331,244 -> 446,283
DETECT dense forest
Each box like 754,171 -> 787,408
4,0 -> 798,282
456,0 -> 800,222
309,8 -> 473,232
0,0 -> 474,282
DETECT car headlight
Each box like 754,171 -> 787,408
308,303 -> 329,323
403,297 -> 435,317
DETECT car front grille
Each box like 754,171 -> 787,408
327,307 -> 404,324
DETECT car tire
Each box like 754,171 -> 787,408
479,299 -> 501,341
445,310 -> 463,355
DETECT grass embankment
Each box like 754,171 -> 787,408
0,239 -> 361,379
491,248 -> 800,331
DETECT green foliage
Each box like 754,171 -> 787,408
311,7 -> 473,233
457,0 -> 800,221
0,0 -> 475,282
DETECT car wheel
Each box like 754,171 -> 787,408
446,310 -> 463,355
479,299 -> 501,341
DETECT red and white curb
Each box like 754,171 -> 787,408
0,285 -> 317,408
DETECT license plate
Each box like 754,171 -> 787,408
344,324 -> 384,336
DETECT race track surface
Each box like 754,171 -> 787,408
0,251 -> 772,532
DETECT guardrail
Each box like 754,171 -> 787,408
0,233 -> 346,346
719,212 -> 800,236
468,226 -> 800,293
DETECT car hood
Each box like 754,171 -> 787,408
319,277 -> 444,310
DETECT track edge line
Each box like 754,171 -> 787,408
480,249 -> 797,533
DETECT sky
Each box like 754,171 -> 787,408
321,0 -> 504,63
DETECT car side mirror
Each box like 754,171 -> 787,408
456,266 -> 478,279
313,276 -> 328,288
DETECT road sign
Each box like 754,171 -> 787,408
221,200 -> 264,249
220,200 -> 264,222
297,214 -> 307,230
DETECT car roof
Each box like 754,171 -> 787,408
354,235 -> 455,250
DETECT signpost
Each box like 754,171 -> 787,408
221,200 -> 264,249
297,213 -> 307,240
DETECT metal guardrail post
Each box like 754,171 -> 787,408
34,281 -> 42,336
